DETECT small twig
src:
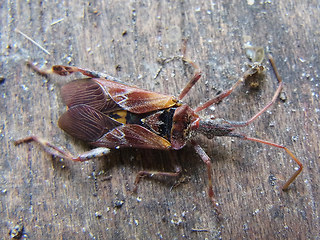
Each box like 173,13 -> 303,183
100,175 -> 113,181
153,66 -> 163,79
15,28 -> 51,55
154,56 -> 183,79
191,228 -> 209,232
51,18 -> 64,26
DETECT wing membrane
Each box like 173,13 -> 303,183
58,104 -> 122,142
61,79 -> 121,113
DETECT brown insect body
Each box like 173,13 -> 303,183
16,57 -> 303,215
58,77 -> 202,150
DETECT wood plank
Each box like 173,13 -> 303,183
1,0 -> 319,239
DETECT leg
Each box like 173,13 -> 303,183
154,39 -> 202,100
226,55 -> 283,127
154,55 -> 202,100
178,57 -> 202,100
14,136 -> 110,162
228,133 -> 303,190
133,152 -> 182,192
194,54 -> 279,113
133,167 -> 182,192
194,76 -> 244,113
191,140 -> 221,215
27,61 -> 124,84
178,39 -> 203,100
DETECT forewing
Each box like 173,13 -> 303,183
58,104 -> 122,142
94,124 -> 171,150
94,78 -> 178,114
61,79 -> 122,113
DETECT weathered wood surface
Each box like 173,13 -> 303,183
1,1 -> 319,239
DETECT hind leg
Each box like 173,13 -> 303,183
15,136 -> 110,162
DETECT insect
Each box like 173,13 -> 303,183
15,55 -> 303,214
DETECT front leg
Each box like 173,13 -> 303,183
14,136 -> 110,162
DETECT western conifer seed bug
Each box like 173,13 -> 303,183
15,54 -> 303,215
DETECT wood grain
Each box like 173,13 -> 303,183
1,0 -> 319,239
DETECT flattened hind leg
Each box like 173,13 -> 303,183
15,136 -> 110,162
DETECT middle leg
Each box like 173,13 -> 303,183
191,140 -> 221,216
133,151 -> 182,192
